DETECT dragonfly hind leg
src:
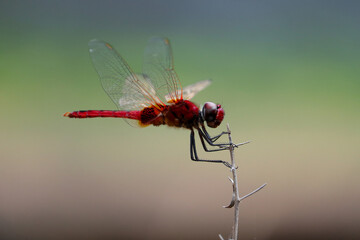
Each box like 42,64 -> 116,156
190,129 -> 231,168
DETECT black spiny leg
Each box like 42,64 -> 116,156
201,124 -> 229,142
197,129 -> 230,153
190,129 -> 231,168
198,127 -> 232,148
199,125 -> 251,153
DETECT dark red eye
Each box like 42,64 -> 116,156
203,102 -> 217,122
202,102 -> 224,128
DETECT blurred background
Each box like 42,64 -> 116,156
1,0 -> 359,239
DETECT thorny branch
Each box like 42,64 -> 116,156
218,123 -> 267,240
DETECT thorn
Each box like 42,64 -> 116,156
235,141 -> 251,147
223,177 -> 236,208
231,165 -> 238,170
228,176 -> 234,185
239,183 -> 267,201
223,198 -> 235,208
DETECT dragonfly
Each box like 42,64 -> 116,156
64,37 -> 234,167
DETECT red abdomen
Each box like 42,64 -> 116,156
64,110 -> 141,119
64,100 -> 200,129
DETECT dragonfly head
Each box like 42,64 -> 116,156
202,102 -> 225,128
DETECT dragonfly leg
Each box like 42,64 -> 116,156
201,124 -> 229,142
198,127 -> 232,149
197,129 -> 230,152
199,125 -> 250,149
190,129 -> 231,168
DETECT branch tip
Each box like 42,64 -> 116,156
239,183 -> 267,201
235,141 -> 251,147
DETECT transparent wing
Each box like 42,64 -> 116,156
88,39 -> 165,111
142,37 -> 183,103
165,79 -> 212,102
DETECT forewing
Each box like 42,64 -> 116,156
142,37 -> 182,103
88,39 -> 163,111
165,79 -> 212,102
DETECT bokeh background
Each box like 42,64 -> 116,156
1,0 -> 359,239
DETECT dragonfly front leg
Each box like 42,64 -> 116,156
200,125 -> 250,149
190,129 -> 231,168
201,124 -> 228,143
198,127 -> 232,149
197,129 -> 230,152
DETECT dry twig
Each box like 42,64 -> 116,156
219,124 -> 267,240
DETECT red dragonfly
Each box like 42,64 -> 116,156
64,37 -> 232,167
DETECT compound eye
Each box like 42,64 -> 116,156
202,102 -> 218,122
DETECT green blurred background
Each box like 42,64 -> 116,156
1,0 -> 359,239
